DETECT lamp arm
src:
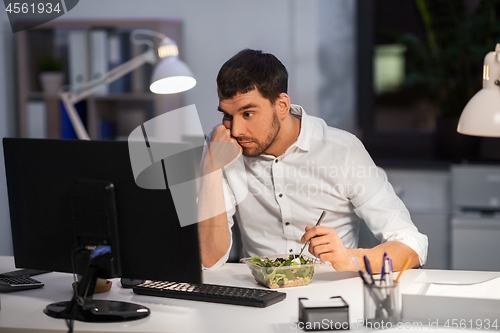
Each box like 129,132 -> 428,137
59,47 -> 157,140
61,47 -> 157,104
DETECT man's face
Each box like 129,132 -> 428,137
218,89 -> 281,157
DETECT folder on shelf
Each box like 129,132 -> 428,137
90,29 -> 109,95
100,120 -> 116,140
108,30 -> 131,93
26,101 -> 47,139
130,32 -> 153,93
68,30 -> 89,91
131,41 -> 147,93
60,100 -> 87,139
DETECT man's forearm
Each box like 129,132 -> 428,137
197,128 -> 242,268
198,212 -> 231,268
197,163 -> 231,268
347,242 -> 420,273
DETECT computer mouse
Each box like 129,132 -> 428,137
120,278 -> 145,288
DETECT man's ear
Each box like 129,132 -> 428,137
276,93 -> 291,119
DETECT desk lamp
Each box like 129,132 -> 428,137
59,29 -> 196,140
457,43 -> 500,137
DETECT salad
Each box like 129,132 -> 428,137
246,255 -> 317,289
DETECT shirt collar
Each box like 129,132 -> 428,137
288,104 -> 311,152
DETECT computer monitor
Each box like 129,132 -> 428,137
2,138 -> 202,322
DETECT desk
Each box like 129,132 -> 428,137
1,255 -> 499,333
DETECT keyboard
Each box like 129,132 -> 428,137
133,281 -> 286,307
0,276 -> 44,292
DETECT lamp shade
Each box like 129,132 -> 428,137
457,43 -> 500,137
150,57 -> 196,94
457,89 -> 500,137
149,38 -> 196,94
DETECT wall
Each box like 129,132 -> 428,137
357,168 -> 451,270
59,0 -> 322,133
0,10 -> 15,255
0,0 -> 359,255
386,169 -> 450,269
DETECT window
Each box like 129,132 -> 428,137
356,0 -> 500,164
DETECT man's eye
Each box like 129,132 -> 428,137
243,112 -> 254,118
223,113 -> 232,120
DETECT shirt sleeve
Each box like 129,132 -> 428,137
345,137 -> 429,266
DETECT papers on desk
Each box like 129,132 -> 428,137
402,274 -> 500,327
425,276 -> 500,299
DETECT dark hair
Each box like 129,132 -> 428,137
217,49 -> 288,104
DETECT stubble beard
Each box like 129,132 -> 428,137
240,111 -> 281,157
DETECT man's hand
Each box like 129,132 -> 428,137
201,125 -> 241,174
301,225 -> 421,273
301,226 -> 354,271
211,124 -> 238,144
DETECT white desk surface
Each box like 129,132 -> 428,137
1,255 -> 499,333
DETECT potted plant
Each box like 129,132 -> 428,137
38,56 -> 64,95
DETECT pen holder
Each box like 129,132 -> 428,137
363,282 -> 400,327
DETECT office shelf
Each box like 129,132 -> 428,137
16,19 -> 184,139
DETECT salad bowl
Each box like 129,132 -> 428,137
240,254 -> 322,289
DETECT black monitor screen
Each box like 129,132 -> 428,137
3,138 -> 202,284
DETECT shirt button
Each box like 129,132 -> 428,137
275,159 -> 278,163
289,249 -> 293,253
285,222 -> 290,226
279,193 -> 283,198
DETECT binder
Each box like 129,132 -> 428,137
131,41 -> 147,92
90,29 -> 109,95
26,100 -> 47,138
60,100 -> 87,139
68,30 -> 89,91
130,33 -> 153,93
100,120 -> 116,140
108,30 -> 131,93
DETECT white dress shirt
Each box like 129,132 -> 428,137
212,105 -> 428,268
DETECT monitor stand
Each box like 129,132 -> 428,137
44,254 -> 150,323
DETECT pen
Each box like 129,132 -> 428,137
363,256 -> 374,283
350,255 -> 373,285
388,258 -> 394,285
351,256 -> 386,308
384,258 -> 391,286
380,252 -> 387,279
394,257 -> 412,284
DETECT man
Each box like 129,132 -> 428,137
198,49 -> 427,272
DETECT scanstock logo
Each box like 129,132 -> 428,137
3,0 -> 79,33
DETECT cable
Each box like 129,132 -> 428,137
66,247 -> 92,333
130,29 -> 168,49
65,245 -> 113,332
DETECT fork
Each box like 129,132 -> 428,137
293,210 -> 327,264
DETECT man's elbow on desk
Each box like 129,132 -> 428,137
350,241 -> 421,273
201,253 -> 227,270
199,239 -> 231,269
198,217 -> 232,269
